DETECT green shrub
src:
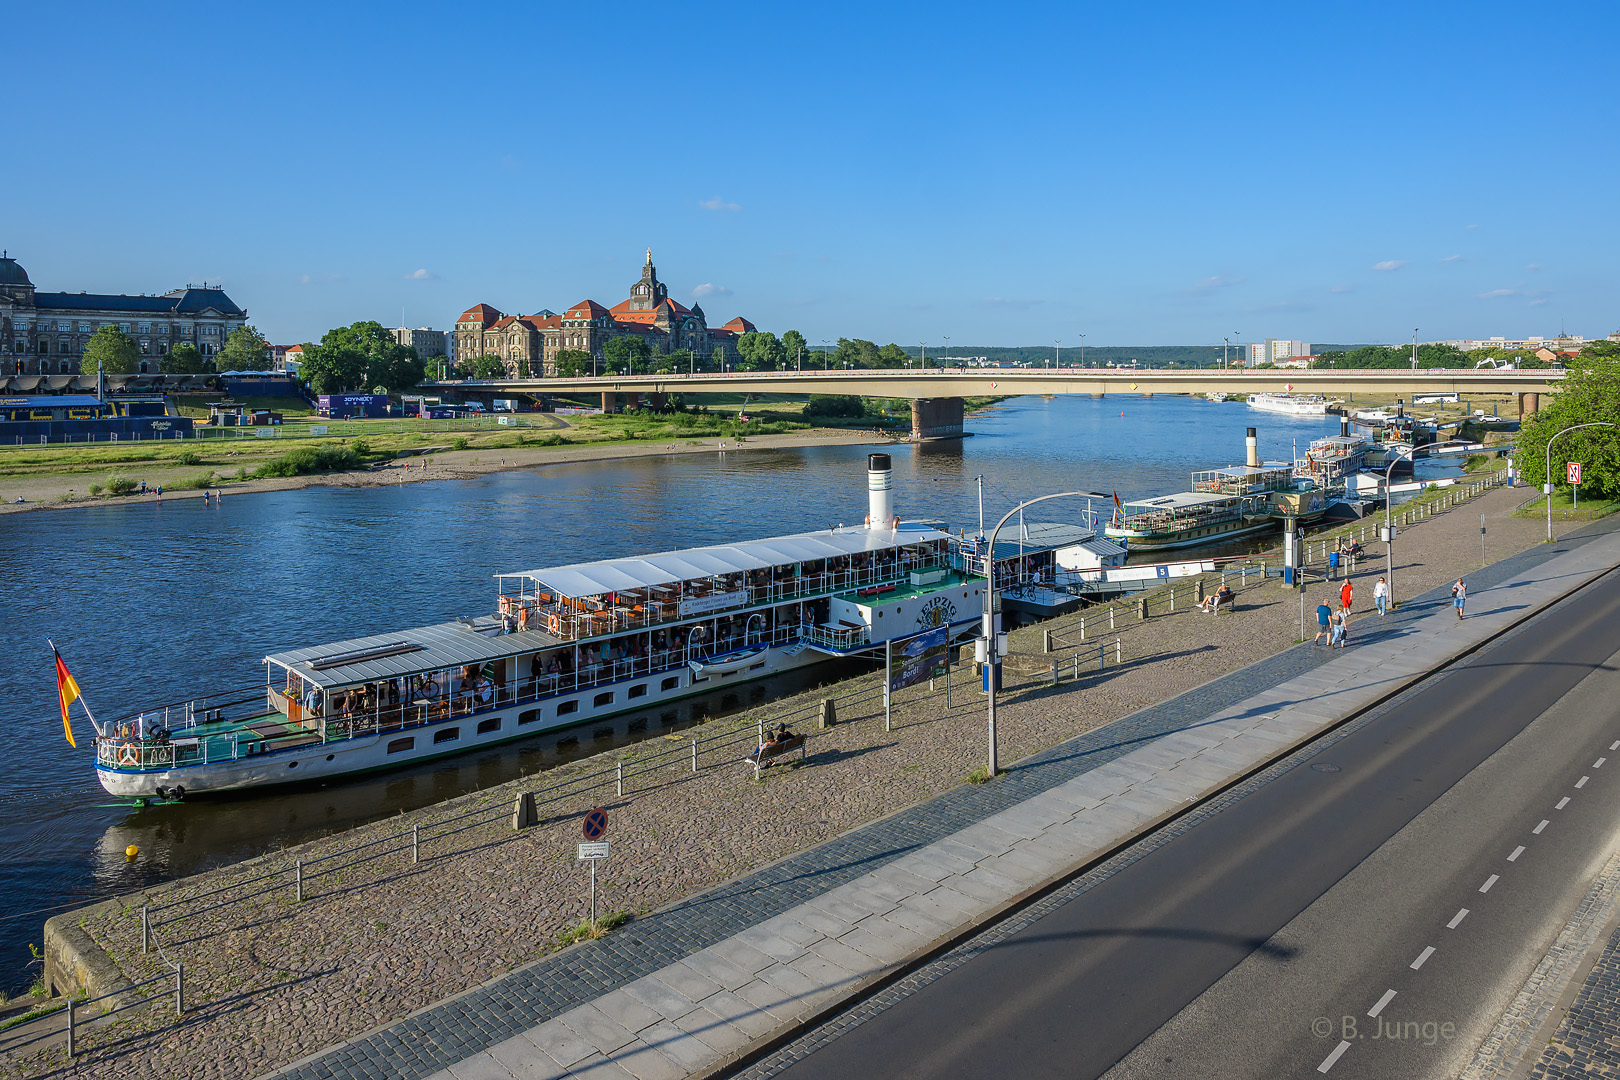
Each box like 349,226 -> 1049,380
351,437 -> 372,456
254,444 -> 363,478
179,471 -> 216,490
88,483 -> 103,496
235,466 -> 248,481
538,433 -> 567,447
104,473 -> 138,495
175,449 -> 202,466
451,436 -> 469,451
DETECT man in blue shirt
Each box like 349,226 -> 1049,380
1313,600 -> 1333,645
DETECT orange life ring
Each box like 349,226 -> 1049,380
547,611 -> 562,634
518,607 -> 531,631
118,743 -> 140,766
498,596 -> 514,615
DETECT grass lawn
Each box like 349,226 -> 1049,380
1512,489 -> 1620,521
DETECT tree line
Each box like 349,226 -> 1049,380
1310,344 -> 1565,370
80,323 -> 274,377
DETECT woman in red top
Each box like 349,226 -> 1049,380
1340,579 -> 1354,616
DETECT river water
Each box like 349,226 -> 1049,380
0,395 -> 1447,988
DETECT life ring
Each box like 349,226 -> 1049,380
547,611 -> 562,634
498,596 -> 514,615
118,743 -> 140,766
518,607 -> 531,631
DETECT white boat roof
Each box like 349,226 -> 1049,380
502,522 -> 951,599
1125,491 -> 1241,511
267,620 -> 558,689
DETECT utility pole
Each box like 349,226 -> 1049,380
1411,328 -> 1419,370
1052,339 -> 1059,370
1079,332 -> 1086,368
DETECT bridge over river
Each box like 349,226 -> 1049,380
429,367 -> 1563,438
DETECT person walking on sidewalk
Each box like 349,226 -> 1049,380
1314,600 -> 1333,645
1452,578 -> 1468,619
1339,578 -> 1354,619
1374,576 -> 1389,616
1330,611 -> 1348,647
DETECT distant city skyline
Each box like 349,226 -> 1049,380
6,2 -> 1615,349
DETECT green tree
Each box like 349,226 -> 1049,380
555,349 -> 594,377
82,326 -> 141,376
603,335 -> 652,374
301,320 -> 423,393
659,349 -> 690,374
216,323 -> 271,370
470,355 -> 509,379
159,342 -> 212,374
1517,342 -> 1620,499
878,343 -> 909,367
737,331 -> 785,371
780,330 -> 808,367
805,394 -> 866,418
711,347 -> 727,371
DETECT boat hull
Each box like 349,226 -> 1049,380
95,644 -> 826,797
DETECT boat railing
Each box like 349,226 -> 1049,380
516,554 -> 948,643
804,623 -> 871,651
104,684 -> 266,735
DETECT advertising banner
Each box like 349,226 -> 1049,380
890,627 -> 950,692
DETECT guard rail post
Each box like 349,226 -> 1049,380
1043,629 -> 1053,653
1116,638 -> 1121,665
412,824 -> 419,864
295,859 -> 303,903
1052,660 -> 1060,686
142,903 -> 149,953
616,760 -> 623,797
691,739 -> 698,772
66,998 -> 74,1056
176,961 -> 184,1014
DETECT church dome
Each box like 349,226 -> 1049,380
0,254 -> 32,287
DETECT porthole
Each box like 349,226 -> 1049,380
326,754 -> 334,761
288,761 -> 298,769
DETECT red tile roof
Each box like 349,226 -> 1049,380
565,300 -> 611,319
723,317 -> 756,333
521,314 -> 561,330
457,303 -> 503,327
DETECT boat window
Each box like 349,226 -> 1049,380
594,692 -> 613,707
661,676 -> 680,691
434,727 -> 460,744
557,700 -> 579,716
387,737 -> 415,754
629,684 -> 648,699
518,709 -> 542,725
477,718 -> 501,735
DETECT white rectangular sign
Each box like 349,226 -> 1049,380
679,590 -> 746,617
577,841 -> 610,860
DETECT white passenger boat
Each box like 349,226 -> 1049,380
1248,392 -> 1334,416
86,456 -> 985,797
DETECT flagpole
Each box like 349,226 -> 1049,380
48,639 -> 104,740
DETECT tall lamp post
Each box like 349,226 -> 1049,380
1052,339 -> 1059,370
1411,329 -> 1419,370
943,336 -> 950,369
1079,333 -> 1086,368
982,490 -> 1106,776
1383,446 -> 1420,608
1546,423 -> 1616,542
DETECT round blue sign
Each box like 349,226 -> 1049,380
583,807 -> 608,840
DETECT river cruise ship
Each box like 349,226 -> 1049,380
90,456 -> 986,797
1104,428 -> 1327,551
1247,392 -> 1334,417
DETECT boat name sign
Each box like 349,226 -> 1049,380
679,590 -> 747,617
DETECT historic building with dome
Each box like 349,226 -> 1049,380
454,251 -> 757,376
0,252 -> 249,376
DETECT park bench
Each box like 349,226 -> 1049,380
746,734 -> 807,779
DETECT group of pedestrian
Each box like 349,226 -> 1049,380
1312,571 -> 1468,647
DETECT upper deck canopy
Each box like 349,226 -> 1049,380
266,620 -> 556,690
501,522 -> 951,599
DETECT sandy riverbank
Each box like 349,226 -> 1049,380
0,427 -> 894,517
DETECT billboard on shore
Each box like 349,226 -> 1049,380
890,627 -> 950,692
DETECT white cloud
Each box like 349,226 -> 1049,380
1372,260 -> 1408,272
406,268 -> 435,280
690,283 -> 733,299
1439,254 -> 1463,263
699,196 -> 741,212
1479,288 -> 1518,298
1186,274 -> 1245,296
979,297 -> 1043,310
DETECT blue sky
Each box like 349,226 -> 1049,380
5,1 -> 1615,348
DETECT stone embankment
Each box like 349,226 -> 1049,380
4,476 -> 1548,1080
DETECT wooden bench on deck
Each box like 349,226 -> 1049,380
745,734 -> 807,779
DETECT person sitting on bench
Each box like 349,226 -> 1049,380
1198,584 -> 1234,614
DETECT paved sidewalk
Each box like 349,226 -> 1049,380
268,523 -> 1620,1080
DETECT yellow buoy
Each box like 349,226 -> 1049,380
125,845 -> 138,861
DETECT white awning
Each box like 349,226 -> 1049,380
505,523 -> 950,599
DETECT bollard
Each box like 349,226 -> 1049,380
1116,638 -> 1122,665
142,903 -> 150,953
1098,642 -> 1105,671
1109,607 -> 1115,630
412,824 -> 419,863
67,998 -> 75,1056
1138,597 -> 1148,619
176,961 -> 184,1015
1073,653 -> 1080,680
1052,660 -> 1060,686
1043,628 -> 1053,654
820,698 -> 837,728
616,760 -> 623,796
1080,616 -> 1086,641
691,739 -> 698,772
1170,588 -> 1176,612
1241,567 -> 1247,585
512,792 -> 537,830
758,716 -> 765,745
1197,580 -> 1205,603
295,859 -> 303,902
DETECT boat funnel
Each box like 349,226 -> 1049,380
1245,428 -> 1259,468
1340,417 -> 1350,437
867,453 -> 894,529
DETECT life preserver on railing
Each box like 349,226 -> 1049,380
498,596 -> 514,615
547,611 -> 562,634
118,743 -> 140,766
518,606 -> 530,631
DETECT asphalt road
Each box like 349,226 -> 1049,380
759,567 -> 1620,1080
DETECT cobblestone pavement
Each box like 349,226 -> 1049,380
1527,922 -> 1620,1079
0,484 -> 1571,1080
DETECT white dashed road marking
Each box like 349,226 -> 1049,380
1577,776 -> 1590,789
1508,846 -> 1526,862
1318,1040 -> 1352,1073
1534,820 -> 1550,834
1557,797 -> 1571,810
1481,874 -> 1500,893
1596,757 -> 1607,768
1368,989 -> 1397,1017
1411,946 -> 1436,970
1448,908 -> 1470,929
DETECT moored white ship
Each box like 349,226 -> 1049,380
86,456 -> 986,798
1247,392 -> 1334,416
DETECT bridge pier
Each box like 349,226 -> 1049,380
601,391 -> 616,414
911,397 -> 964,440
627,391 -> 642,412
649,392 -> 667,411
1518,392 -> 1540,419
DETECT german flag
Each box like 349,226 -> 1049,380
54,646 -> 81,748
1112,490 -> 1123,523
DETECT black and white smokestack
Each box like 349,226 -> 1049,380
867,453 -> 893,529
1246,427 -> 1259,469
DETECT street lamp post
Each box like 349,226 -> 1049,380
1079,333 -> 1086,368
1383,446 -> 1419,608
1411,329 -> 1419,370
1545,423 -> 1616,542
982,490 -> 1106,776
1052,340 -> 1059,370
943,336 -> 950,367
